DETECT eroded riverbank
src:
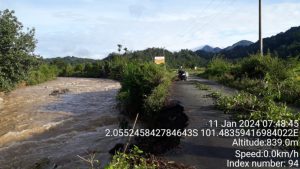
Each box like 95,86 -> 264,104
0,77 -> 123,169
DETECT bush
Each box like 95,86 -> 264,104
105,146 -> 156,169
108,57 -> 128,80
216,92 -> 296,121
117,62 -> 167,117
204,54 -> 300,104
238,54 -> 295,82
26,64 -> 59,85
205,57 -> 232,78
144,73 -> 172,116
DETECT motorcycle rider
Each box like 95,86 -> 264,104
178,66 -> 188,81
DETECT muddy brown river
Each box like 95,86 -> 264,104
0,78 -> 124,169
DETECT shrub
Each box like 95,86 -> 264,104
216,92 -> 296,121
144,73 -> 172,114
117,62 -> 167,117
105,146 -> 156,169
205,57 -> 232,78
274,79 -> 300,103
26,64 -> 59,85
204,54 -> 300,104
61,64 -> 74,77
108,60 -> 127,80
74,64 -> 85,72
238,54 -> 295,82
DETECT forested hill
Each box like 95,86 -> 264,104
44,49 -> 208,69
44,56 -> 98,65
104,48 -> 208,68
220,26 -> 300,59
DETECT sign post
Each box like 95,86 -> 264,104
154,56 -> 165,65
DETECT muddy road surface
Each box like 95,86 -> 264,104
164,76 -> 296,169
0,78 -> 123,169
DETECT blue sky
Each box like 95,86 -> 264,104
1,0 -> 300,59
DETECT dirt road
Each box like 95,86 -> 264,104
164,76 -> 296,169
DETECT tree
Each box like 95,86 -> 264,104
0,9 -> 38,91
117,44 -> 122,53
62,64 -> 74,77
74,63 -> 84,72
123,47 -> 128,54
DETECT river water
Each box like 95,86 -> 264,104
0,78 -> 123,169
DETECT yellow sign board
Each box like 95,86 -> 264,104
154,56 -> 165,64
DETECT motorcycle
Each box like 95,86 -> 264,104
178,70 -> 188,81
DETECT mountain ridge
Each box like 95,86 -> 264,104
194,26 -> 300,59
224,40 -> 253,51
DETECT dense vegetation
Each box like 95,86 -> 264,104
0,9 -> 37,91
106,48 -> 207,69
203,54 -> 300,105
216,92 -> 298,121
117,62 -> 171,118
47,48 -> 207,78
45,56 -> 97,65
25,64 -> 59,85
0,9 -> 61,92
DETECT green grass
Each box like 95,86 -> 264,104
195,82 -> 211,91
206,91 -> 221,99
216,92 -> 296,121
105,146 -> 156,169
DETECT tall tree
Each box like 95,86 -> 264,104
124,47 -> 128,54
117,44 -> 122,53
0,9 -> 38,91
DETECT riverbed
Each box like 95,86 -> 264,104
0,78 -> 123,169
